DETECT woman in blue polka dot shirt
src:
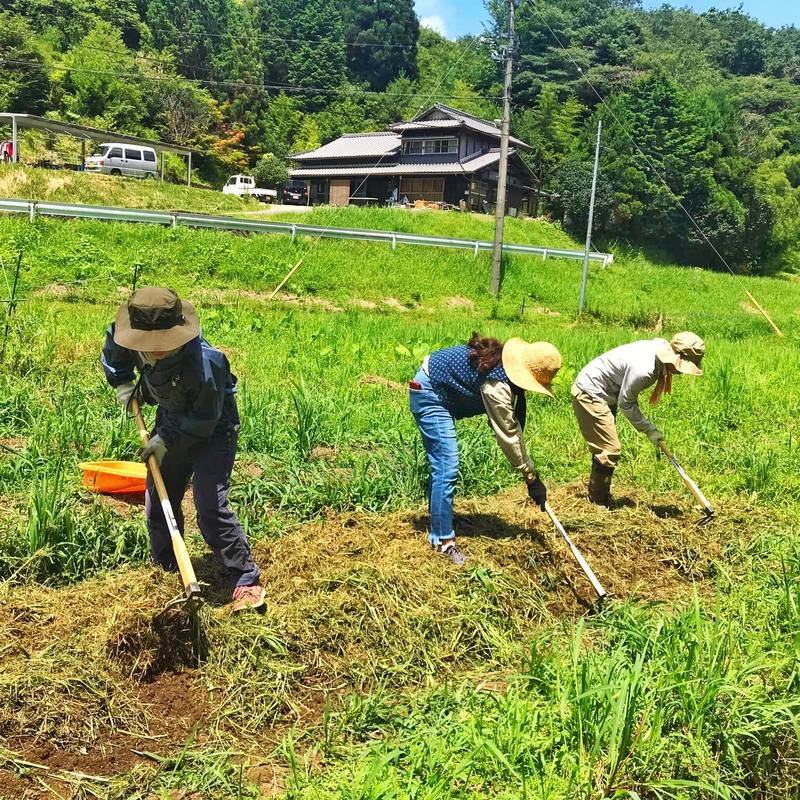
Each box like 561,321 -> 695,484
409,332 -> 562,565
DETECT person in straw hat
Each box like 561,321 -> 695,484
571,332 -> 705,506
409,332 -> 562,565
101,286 -> 264,613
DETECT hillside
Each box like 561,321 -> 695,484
1,204 -> 800,797
0,166 -> 261,214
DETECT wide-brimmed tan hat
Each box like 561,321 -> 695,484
656,331 -> 705,376
502,338 -> 562,397
113,286 -> 200,351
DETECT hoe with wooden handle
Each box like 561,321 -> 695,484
131,398 -> 203,611
544,501 -> 608,600
659,441 -> 714,524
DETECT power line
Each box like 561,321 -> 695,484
0,58 -> 503,102
527,0 -> 745,282
130,23 -> 437,50
349,35 -> 486,198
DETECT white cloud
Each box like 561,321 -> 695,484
420,15 -> 448,36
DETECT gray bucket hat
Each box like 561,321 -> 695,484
113,286 -> 200,351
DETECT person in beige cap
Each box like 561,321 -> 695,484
571,332 -> 705,506
409,332 -> 562,564
101,287 -> 264,613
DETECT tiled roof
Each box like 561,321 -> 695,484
290,132 -> 400,161
394,103 -> 531,150
390,119 -> 462,130
289,149 -> 509,178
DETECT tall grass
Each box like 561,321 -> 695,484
282,539 -> 800,798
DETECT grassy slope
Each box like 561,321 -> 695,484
1,202 -> 800,797
0,164 -> 261,213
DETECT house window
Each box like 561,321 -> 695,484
402,138 -> 458,155
399,177 -> 445,203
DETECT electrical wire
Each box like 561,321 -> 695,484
136,23 -> 424,50
348,33 -> 487,198
526,0 -> 746,282
0,58 -> 502,102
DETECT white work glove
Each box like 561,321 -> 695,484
646,428 -> 665,448
115,381 -> 137,409
138,434 -> 167,466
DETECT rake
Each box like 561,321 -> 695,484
131,398 -> 203,613
659,440 -> 714,524
544,501 -> 608,600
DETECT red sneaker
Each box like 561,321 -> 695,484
232,585 -> 265,613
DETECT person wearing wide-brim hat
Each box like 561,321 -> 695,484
571,332 -> 705,506
101,286 -> 264,613
409,332 -> 562,565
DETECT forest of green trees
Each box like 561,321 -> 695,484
2,0 -> 800,274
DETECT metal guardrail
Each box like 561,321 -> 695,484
0,198 -> 614,265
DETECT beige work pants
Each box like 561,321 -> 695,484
571,385 -> 621,469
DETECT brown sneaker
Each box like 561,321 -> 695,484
232,585 -> 265,613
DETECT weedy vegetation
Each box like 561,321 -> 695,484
1,191 -> 800,798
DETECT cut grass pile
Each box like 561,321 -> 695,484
2,483 -> 794,798
1,204 -> 800,796
0,165 -> 260,214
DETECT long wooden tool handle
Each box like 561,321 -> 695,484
131,399 -> 201,599
745,290 -> 783,337
659,441 -> 714,516
544,502 -> 607,599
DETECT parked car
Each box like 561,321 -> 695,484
282,179 -> 309,205
222,174 -> 277,203
85,143 -> 158,178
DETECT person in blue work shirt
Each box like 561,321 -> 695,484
102,286 -> 264,613
409,332 -> 562,565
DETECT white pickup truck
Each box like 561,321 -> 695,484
222,174 -> 277,203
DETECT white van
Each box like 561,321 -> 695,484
85,143 -> 158,178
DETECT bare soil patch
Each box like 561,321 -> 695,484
360,374 -> 403,391
444,295 -> 476,309
351,298 -> 378,310
383,297 -> 410,312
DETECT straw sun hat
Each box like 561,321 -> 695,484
113,286 -> 200,351
502,338 -> 562,397
656,331 -> 705,376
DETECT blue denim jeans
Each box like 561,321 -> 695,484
409,368 -> 458,547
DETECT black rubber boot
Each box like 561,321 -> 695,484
588,458 -> 614,507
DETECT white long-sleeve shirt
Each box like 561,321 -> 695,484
422,356 -> 536,481
573,339 -> 667,435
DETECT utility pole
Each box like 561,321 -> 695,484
577,119 -> 602,316
490,0 -> 515,297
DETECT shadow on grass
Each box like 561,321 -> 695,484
650,503 -> 683,519
410,511 -> 541,542
192,552 -> 234,608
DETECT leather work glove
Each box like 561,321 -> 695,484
138,434 -> 167,467
647,428 -> 665,454
115,381 -> 137,409
527,476 -> 547,512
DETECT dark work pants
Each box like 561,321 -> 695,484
145,428 -> 260,588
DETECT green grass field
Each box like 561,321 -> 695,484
1,189 -> 800,798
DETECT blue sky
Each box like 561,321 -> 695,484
415,0 -> 797,39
